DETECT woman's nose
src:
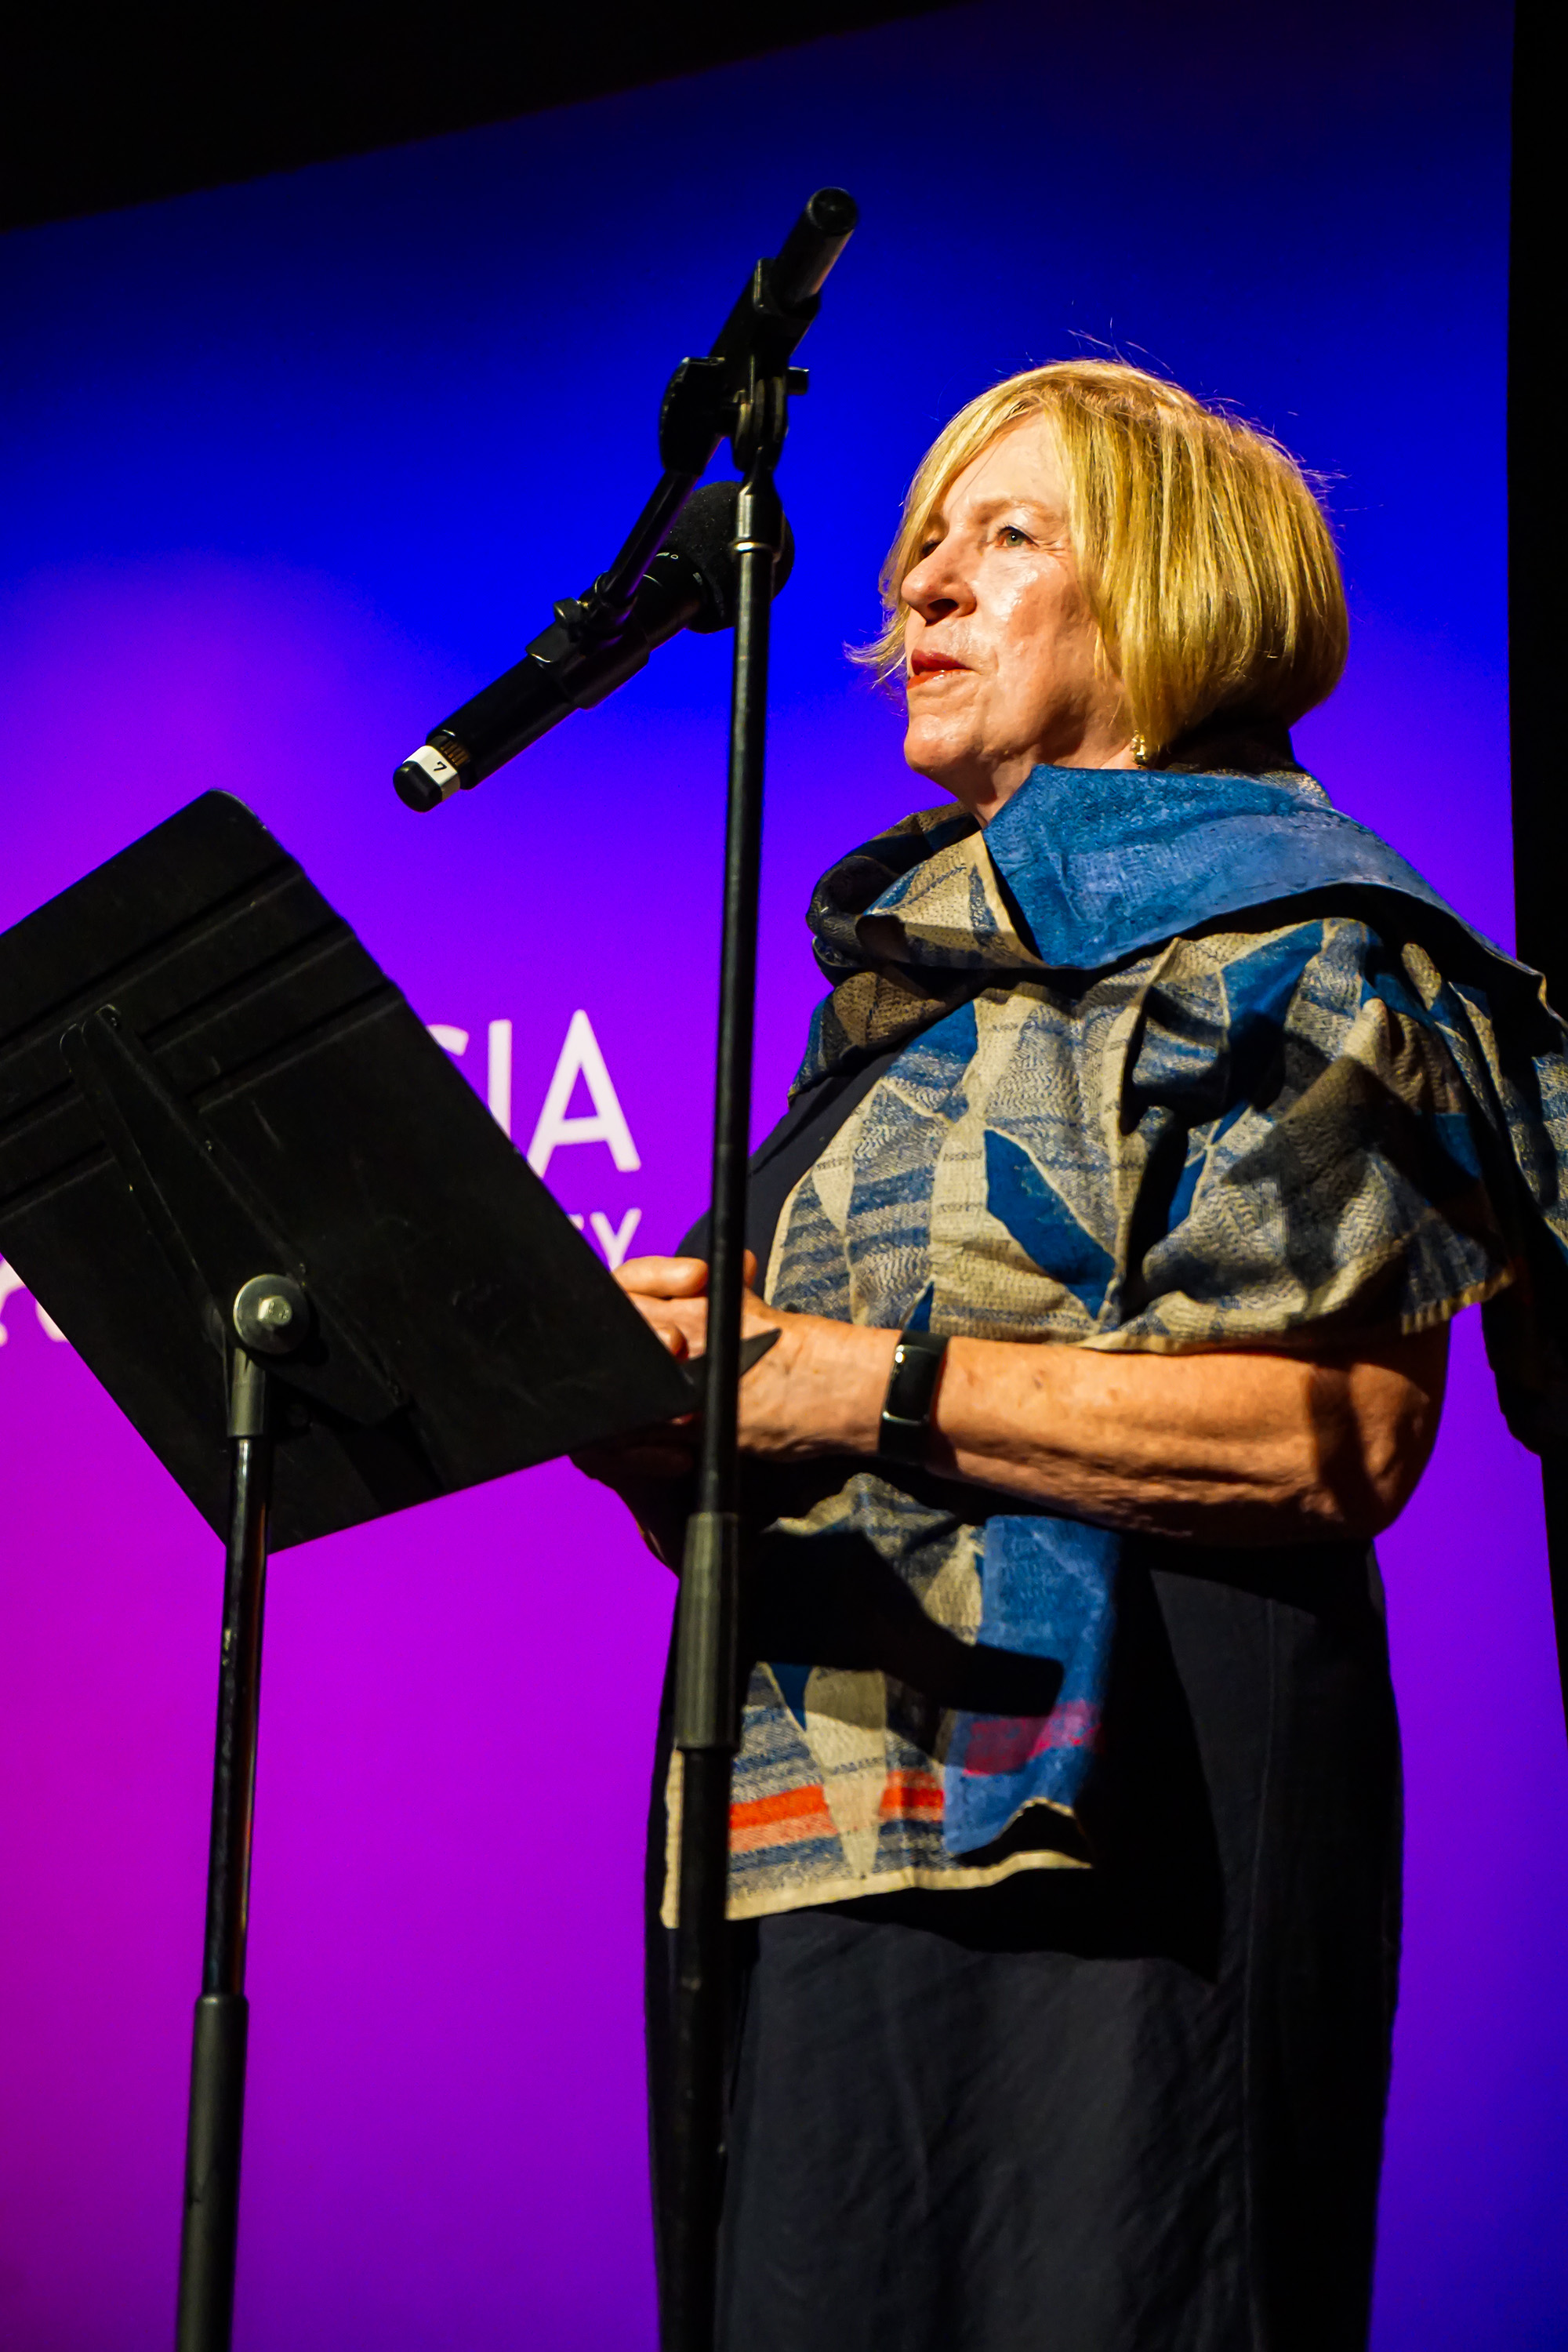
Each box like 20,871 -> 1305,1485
901,543 -> 975,622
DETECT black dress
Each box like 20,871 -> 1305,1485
650,1054 -> 1403,2352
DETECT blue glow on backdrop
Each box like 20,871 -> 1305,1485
3,3 -> 1562,2346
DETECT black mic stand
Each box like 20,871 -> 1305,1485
666,408 -> 791,2352
389,188 -> 860,2349
666,198 -> 855,2352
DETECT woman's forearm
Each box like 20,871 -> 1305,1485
924,1327 -> 1449,1541
742,1310 -> 1450,1544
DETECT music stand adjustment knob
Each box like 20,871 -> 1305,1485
233,1274 -> 310,1356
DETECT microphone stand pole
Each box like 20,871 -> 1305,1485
390,184 -> 858,2348
666,195 -> 855,2352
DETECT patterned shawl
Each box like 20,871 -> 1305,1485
665,760 -> 1568,1926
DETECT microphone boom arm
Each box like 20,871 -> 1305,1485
393,187 -> 857,811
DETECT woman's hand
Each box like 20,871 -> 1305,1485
569,1256 -> 706,1563
573,1252 -> 891,1563
606,1254 -> 900,1462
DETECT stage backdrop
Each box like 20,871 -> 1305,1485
2,3 -> 1560,2345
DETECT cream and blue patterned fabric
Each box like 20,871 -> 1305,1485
670,762 -> 1568,1925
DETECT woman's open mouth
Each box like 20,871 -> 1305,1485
909,650 -> 969,677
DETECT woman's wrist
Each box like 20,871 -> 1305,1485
775,1313 -> 901,1456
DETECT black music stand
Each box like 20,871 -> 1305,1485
0,790 -> 692,2352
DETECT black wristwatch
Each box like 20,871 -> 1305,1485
877,1324 -> 949,1467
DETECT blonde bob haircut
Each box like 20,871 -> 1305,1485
860,359 -> 1348,762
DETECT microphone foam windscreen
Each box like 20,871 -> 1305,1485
666,481 -> 795,633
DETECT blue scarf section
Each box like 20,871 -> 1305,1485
983,762 -> 1496,969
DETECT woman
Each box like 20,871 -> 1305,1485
582,361 -> 1568,2351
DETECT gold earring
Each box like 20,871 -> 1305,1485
1131,733 -> 1151,767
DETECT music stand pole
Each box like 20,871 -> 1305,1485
177,1319 -> 284,2350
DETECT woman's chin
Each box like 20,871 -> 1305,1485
902,725 -> 976,796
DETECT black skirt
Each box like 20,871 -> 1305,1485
648,1538 -> 1401,2352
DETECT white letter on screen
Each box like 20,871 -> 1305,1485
590,1208 -> 642,1269
0,1263 -> 67,1347
526,1011 -> 641,1181
0,1260 -> 24,1345
427,1023 -> 470,1054
488,1019 -> 514,1138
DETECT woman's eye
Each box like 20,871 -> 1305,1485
997,524 -> 1031,548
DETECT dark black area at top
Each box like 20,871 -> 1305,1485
3,0 -> 945,233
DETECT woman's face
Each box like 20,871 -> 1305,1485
900,414 -> 1134,820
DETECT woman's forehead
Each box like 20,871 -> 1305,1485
934,412 -> 1066,524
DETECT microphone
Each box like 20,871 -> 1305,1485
394,481 -> 793,811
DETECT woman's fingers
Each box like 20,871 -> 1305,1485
614,1254 -> 710,1298
614,1279 -> 712,1360
629,1296 -> 710,1354
611,1252 -> 762,1308
646,1315 -> 691,1361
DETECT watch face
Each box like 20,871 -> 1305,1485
880,1330 -> 947,1465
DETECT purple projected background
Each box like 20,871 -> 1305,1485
2,2 -> 1563,2345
